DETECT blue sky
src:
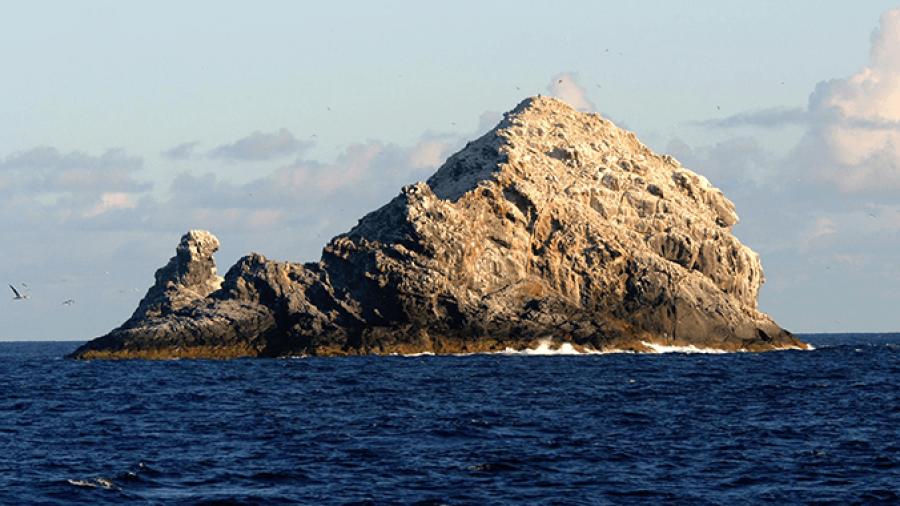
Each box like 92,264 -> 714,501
3,1 -> 900,339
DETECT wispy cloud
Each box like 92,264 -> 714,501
696,107 -> 809,128
209,128 -> 313,161
0,146 -> 150,195
0,146 -> 142,172
161,141 -> 200,161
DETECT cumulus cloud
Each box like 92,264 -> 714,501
547,72 -> 596,112
658,9 -> 900,332
209,128 -> 313,161
162,141 -> 200,160
697,9 -> 900,194
798,9 -> 900,192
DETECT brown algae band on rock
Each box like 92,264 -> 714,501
69,96 -> 808,359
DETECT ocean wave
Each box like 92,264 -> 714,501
443,340 -> 627,356
286,340 -> 815,358
3,339 -> 897,504
640,341 -> 733,354
499,340 -> 604,355
66,477 -> 117,490
640,341 -> 815,353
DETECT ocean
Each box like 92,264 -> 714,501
0,334 -> 897,504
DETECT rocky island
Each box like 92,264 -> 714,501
70,96 -> 808,359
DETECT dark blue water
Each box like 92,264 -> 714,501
1,335 -> 898,505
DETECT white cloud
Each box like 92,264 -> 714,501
406,138 -> 454,169
547,72 -> 596,112
83,192 -> 137,218
699,9 -> 900,195
798,10 -> 900,192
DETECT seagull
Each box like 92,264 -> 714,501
62,299 -> 75,306
9,284 -> 28,300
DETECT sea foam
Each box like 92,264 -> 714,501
500,340 -> 602,355
640,341 -> 732,354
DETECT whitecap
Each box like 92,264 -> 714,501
66,477 -> 116,490
639,341 -> 732,354
640,341 -> 815,353
500,340 -> 602,355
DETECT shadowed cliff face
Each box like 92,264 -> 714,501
70,96 -> 807,359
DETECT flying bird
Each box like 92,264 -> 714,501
62,299 -> 75,306
9,284 -> 28,300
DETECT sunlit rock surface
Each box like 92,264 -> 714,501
70,97 -> 806,359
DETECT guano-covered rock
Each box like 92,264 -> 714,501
70,96 -> 807,359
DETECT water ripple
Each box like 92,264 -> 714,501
0,336 -> 897,503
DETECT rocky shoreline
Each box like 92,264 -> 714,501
70,96 -> 807,359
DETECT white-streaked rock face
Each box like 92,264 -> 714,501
70,97 -> 805,359
416,96 -> 762,308
129,229 -> 223,321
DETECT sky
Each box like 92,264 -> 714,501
3,1 -> 900,340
